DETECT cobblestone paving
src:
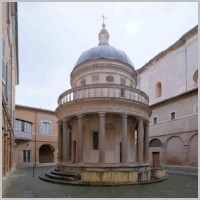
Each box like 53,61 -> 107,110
3,166 -> 198,198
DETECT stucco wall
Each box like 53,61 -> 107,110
137,32 -> 198,106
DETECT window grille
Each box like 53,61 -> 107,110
149,139 -> 162,147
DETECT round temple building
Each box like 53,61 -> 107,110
40,23 -> 167,185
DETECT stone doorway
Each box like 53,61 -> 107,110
39,144 -> 54,163
152,152 -> 160,167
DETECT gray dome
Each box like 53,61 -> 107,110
74,45 -> 135,68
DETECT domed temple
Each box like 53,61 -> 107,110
40,22 -> 167,185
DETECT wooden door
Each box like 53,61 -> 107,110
152,152 -> 160,167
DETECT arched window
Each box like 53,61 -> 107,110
156,82 -> 162,97
149,139 -> 162,147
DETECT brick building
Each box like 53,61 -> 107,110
14,105 -> 58,167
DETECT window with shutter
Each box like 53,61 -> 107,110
2,37 -> 6,84
40,120 -> 52,135
7,79 -> 12,109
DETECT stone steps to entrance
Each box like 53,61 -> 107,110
51,169 -> 81,178
39,168 -> 82,185
39,174 -> 83,185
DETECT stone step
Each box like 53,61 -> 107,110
45,173 -> 77,181
39,174 -> 83,185
51,170 -> 81,178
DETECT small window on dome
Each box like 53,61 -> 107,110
106,75 -> 114,83
80,79 -> 86,86
92,75 -> 99,83
120,77 -> 126,85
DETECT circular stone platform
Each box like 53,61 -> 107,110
39,163 -> 168,185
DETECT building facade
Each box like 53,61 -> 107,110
2,2 -> 19,181
137,25 -> 198,173
14,105 -> 58,167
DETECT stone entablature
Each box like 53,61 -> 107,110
56,101 -> 150,126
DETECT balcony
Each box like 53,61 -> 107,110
14,130 -> 32,141
58,84 -> 149,106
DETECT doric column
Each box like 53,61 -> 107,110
77,115 -> 83,163
62,119 -> 68,162
122,114 -> 128,163
144,123 -> 150,163
57,121 -> 62,162
138,118 -> 144,163
99,112 -> 106,163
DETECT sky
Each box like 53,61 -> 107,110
16,2 -> 198,111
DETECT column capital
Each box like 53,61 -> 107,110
184,145 -> 189,149
57,120 -> 63,125
63,117 -> 69,122
98,112 -> 106,117
121,113 -> 127,118
77,114 -> 84,119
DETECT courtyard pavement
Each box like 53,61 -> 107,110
3,165 -> 198,198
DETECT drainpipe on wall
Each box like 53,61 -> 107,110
8,127 -> 12,170
33,110 -> 37,178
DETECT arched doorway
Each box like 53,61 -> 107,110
39,144 -> 54,163
149,139 -> 162,167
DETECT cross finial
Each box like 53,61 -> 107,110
101,14 -> 107,24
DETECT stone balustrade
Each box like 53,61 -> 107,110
58,84 -> 149,106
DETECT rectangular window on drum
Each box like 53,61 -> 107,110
121,88 -> 125,97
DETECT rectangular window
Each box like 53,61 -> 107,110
23,150 -> 31,163
40,121 -> 52,135
93,132 -> 98,150
121,88 -> 125,97
171,112 -> 176,120
153,117 -> 157,124
15,119 -> 32,134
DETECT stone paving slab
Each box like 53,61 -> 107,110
3,165 -> 198,198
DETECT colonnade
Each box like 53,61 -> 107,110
57,113 -> 149,164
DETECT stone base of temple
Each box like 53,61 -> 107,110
39,163 -> 168,185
